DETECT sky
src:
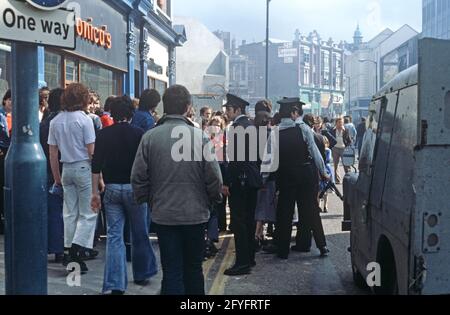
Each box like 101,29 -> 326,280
173,0 -> 422,44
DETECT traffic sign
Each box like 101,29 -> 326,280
0,0 -> 75,49
26,0 -> 69,11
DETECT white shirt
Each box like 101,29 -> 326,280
335,129 -> 346,149
48,111 -> 96,163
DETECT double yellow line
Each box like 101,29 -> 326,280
207,235 -> 235,295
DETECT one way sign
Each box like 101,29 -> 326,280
0,0 -> 75,49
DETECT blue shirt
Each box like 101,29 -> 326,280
131,110 -> 155,132
345,123 -> 357,143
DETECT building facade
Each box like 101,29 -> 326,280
0,0 -> 186,106
344,25 -> 418,121
234,31 -> 345,116
174,17 -> 229,111
423,0 -> 450,39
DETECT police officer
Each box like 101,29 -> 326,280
264,98 -> 329,259
292,110 -> 330,256
223,94 -> 261,276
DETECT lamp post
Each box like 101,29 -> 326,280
359,59 -> 378,93
345,75 -> 351,115
265,0 -> 271,99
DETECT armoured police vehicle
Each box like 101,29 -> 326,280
342,38 -> 450,295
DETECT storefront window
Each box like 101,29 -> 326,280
155,79 -> 167,97
149,77 -> 167,115
45,51 -> 62,89
0,42 -> 11,99
80,61 -> 120,103
65,58 -> 79,83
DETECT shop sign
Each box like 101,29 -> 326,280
278,47 -> 297,58
76,18 -> 112,49
0,0 -> 75,49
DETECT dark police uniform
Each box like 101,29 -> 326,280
269,98 -> 328,259
223,94 -> 261,276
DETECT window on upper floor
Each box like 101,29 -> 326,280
157,0 -> 171,18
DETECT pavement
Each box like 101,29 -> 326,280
0,177 -> 368,295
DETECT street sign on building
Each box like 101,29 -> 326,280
0,0 -> 75,49
278,47 -> 298,58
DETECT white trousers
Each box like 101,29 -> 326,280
62,160 -> 98,249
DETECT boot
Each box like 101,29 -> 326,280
68,244 -> 89,273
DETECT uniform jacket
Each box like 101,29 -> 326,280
224,115 -> 262,189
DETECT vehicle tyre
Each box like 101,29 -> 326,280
374,240 -> 399,295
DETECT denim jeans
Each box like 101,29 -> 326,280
48,182 -> 64,255
102,184 -> 158,293
154,223 -> 206,295
62,161 -> 97,249
207,205 -> 219,242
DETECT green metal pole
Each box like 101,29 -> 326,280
4,42 -> 48,295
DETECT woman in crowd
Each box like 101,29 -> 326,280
320,137 -> 334,213
87,91 -> 103,132
253,101 -> 276,250
91,96 -> 157,295
48,83 -> 98,273
204,115 -> 227,258
40,88 -> 65,263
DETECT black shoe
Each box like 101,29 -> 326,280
291,245 -> 311,253
134,279 -> 150,286
78,248 -> 99,261
62,254 -> 71,267
205,241 -> 218,259
277,254 -> 289,260
254,238 -> 262,253
66,260 -> 89,274
263,244 -> 278,254
224,265 -> 251,276
53,253 -> 64,264
319,247 -> 330,257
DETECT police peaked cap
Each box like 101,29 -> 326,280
277,97 -> 305,111
224,94 -> 250,110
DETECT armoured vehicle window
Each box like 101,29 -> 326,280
358,98 -> 383,175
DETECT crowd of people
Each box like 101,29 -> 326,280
0,83 -> 366,296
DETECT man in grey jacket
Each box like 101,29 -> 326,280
131,85 -> 223,295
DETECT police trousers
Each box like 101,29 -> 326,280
229,184 -> 258,267
276,165 -> 327,257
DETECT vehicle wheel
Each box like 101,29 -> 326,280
374,240 -> 399,295
352,264 -> 368,289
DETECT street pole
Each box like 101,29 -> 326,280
4,43 -> 48,295
347,76 -> 351,115
265,0 -> 270,99
375,61 -> 378,92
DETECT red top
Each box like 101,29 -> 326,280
101,114 -> 114,128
